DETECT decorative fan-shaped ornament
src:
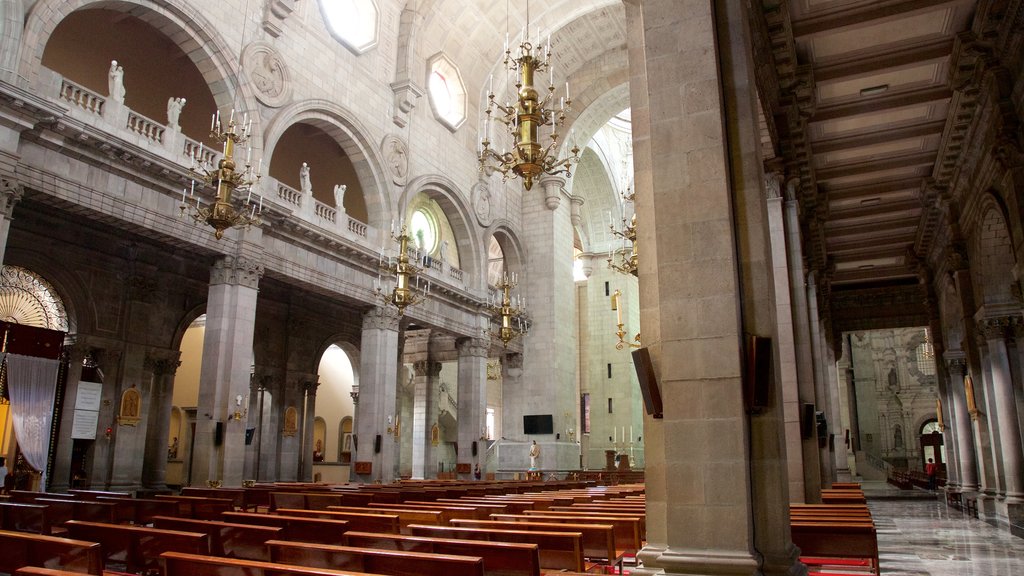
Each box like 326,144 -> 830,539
0,266 -> 69,331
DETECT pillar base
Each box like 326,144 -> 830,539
633,545 -> 759,576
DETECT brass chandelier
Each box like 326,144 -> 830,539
374,224 -> 430,315
478,17 -> 580,190
608,188 -> 638,276
487,272 -> 527,347
182,110 -> 262,239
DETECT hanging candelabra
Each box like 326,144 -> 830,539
478,13 -> 580,191
181,109 -> 262,239
374,224 -> 430,315
611,289 -> 640,350
608,188 -> 637,276
487,272 -> 528,347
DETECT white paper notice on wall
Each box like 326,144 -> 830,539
75,381 -> 103,411
72,409 -> 99,439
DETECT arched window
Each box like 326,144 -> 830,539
0,266 -> 69,331
427,54 -> 466,130
319,0 -> 378,53
410,208 -> 438,254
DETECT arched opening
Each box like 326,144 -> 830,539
919,419 -> 944,469
407,194 -> 460,267
168,314 -> 204,488
314,343 -> 356,482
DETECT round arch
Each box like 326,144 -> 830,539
263,100 -> 392,230
485,224 -> 527,285
3,247 -> 83,335
19,0 -> 260,130
313,336 -> 362,391
971,192 -> 1018,308
399,174 -> 483,288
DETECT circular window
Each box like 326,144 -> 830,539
410,209 -> 438,254
319,0 -> 379,53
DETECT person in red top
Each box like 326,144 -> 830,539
925,458 -> 939,490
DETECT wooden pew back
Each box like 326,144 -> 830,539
222,511 -> 350,545
1,502 -> 51,534
408,524 -> 583,572
450,519 -> 618,568
343,530 -> 540,576
65,519 -> 209,574
153,516 -> 282,561
159,551 -> 381,576
278,508 -> 400,534
0,529 -> 103,575
268,539 -> 485,576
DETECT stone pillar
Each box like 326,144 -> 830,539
457,337 -> 488,480
411,359 -> 441,479
141,349 -> 182,489
505,174 -> 577,471
87,346 -> 123,489
49,338 -> 90,492
783,179 -> 822,501
978,316 -> 1024,507
806,272 -> 832,487
946,354 -> 979,492
300,379 -> 319,482
0,178 -> 23,264
765,171 -> 806,502
354,306 -> 401,483
191,254 -> 264,487
624,0 -> 771,573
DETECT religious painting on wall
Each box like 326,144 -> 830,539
117,385 -> 141,426
282,406 -> 298,437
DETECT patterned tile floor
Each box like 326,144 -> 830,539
870,498 -> 1024,575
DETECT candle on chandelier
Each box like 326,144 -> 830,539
190,180 -> 195,197
616,293 -> 623,325
258,194 -> 262,212
565,82 -> 570,101
210,113 -> 215,132
181,188 -> 186,203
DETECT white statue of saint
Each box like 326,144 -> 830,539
299,162 -> 312,194
108,60 -> 125,103
529,440 -> 540,470
333,184 -> 347,211
166,97 -> 186,130
438,239 -> 449,265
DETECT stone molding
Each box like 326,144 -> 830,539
540,176 -> 564,210
262,0 -> 298,38
569,195 -> 585,226
0,177 -> 24,219
362,306 -> 401,331
457,337 -> 489,359
977,315 -> 1017,341
390,80 -> 424,128
210,256 -> 265,289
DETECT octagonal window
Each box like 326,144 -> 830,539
427,54 -> 466,131
319,0 -> 378,54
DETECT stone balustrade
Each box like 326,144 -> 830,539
277,182 -> 303,208
314,199 -> 336,223
183,137 -> 218,167
347,217 -> 367,238
59,78 -> 104,115
126,110 -> 165,143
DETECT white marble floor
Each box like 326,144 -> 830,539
871,499 -> 1024,575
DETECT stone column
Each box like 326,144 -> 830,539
300,379 -> 319,482
806,272 -> 833,487
141,349 -> 182,489
411,359 -> 441,479
191,254 -> 264,487
783,179 -> 822,501
765,171 -> 806,502
946,354 -> 979,492
505,174 -> 577,471
457,337 -> 489,480
624,0 -> 770,573
49,338 -> 90,492
353,306 -> 401,483
0,178 -> 23,264
978,316 -> 1024,506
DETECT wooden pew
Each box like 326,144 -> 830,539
344,530 -> 541,576
268,539 -> 486,576
155,495 -> 235,519
408,524 -> 584,573
495,512 -> 642,555
1,502 -> 52,534
182,487 -> 252,511
450,519 -> 620,572
439,498 -> 526,514
153,516 -> 282,561
325,505 -> 447,532
368,502 -> 481,521
159,551 -> 382,576
66,490 -> 131,500
0,529 -> 103,575
35,498 -> 117,526
223,511 -> 350,544
278,508 -> 401,534
790,521 -> 879,576
65,519 -> 209,574
102,496 -> 180,525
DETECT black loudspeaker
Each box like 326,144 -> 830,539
744,335 -> 772,411
353,435 -> 358,451
471,441 -> 478,456
801,403 -> 815,439
214,422 -> 224,446
374,434 -> 382,454
816,412 -> 828,440
632,347 -> 663,418
556,433 -> 560,440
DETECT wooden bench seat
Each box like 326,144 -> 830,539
368,502 -> 481,521
277,508 -> 401,534
66,490 -> 131,501
182,488 -> 253,511
408,525 -> 584,573
36,499 -> 118,526
222,511 -> 350,544
154,495 -> 234,519
268,539 -> 485,576
450,519 -> 621,572
1,502 -> 52,534
96,497 -> 179,525
496,512 -> 642,554
159,551 -> 382,576
0,529 -> 103,575
790,521 -> 878,576
65,519 -> 209,574
325,506 -> 444,532
526,509 -> 646,542
152,516 -> 282,561
343,530 -> 540,576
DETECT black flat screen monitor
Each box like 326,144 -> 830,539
523,414 -> 554,435
632,347 -> 664,418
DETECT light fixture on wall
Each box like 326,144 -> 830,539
487,272 -> 528,347
921,328 -> 935,360
611,289 -> 640,350
608,188 -> 637,277
478,3 -> 580,190
181,110 -> 263,239
374,224 -> 430,315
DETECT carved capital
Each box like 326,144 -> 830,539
302,379 -> 320,396
210,256 -> 264,289
540,176 -> 564,210
569,195 -> 585,227
144,349 -> 182,376
457,337 -> 490,359
945,356 -> 967,375
764,171 -> 784,200
503,352 -> 523,377
363,306 -> 401,332
349,386 -> 359,405
945,241 -> 969,272
977,316 -> 1014,341
0,177 -> 24,219
413,359 -> 442,378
